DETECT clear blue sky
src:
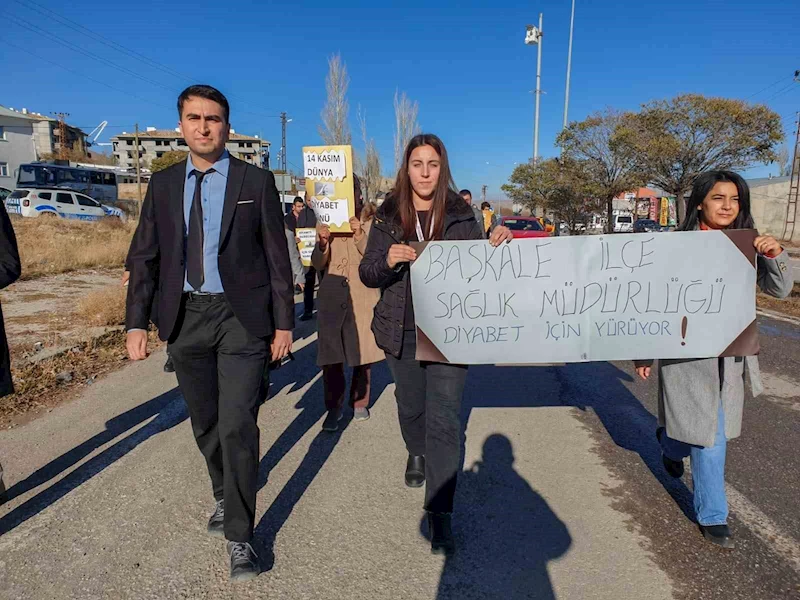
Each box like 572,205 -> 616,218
3,0 -> 799,203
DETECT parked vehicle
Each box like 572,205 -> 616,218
0,188 -> 11,203
612,212 -> 634,233
497,216 -> 550,238
16,163 -> 118,204
6,188 -> 125,221
633,219 -> 665,233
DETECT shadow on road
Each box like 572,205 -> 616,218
0,386 -> 187,536
461,362 -> 695,523
424,434 -> 571,600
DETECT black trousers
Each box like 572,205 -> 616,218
168,295 -> 269,542
303,267 -> 317,315
385,333 -> 468,513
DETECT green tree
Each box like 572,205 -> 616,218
501,157 -> 601,235
627,94 -> 784,222
557,109 -> 644,233
151,150 -> 188,173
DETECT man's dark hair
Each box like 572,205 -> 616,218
481,201 -> 491,210
177,85 -> 230,123
459,189 -> 472,198
293,196 -> 304,204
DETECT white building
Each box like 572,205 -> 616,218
0,106 -> 38,190
111,128 -> 270,170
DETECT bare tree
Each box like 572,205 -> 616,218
357,106 -> 383,203
394,89 -> 420,170
776,144 -> 793,177
319,54 -> 352,145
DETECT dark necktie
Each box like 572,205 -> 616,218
187,169 -> 212,290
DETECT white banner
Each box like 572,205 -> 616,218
410,231 -> 758,364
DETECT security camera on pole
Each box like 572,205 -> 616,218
525,14 -> 543,163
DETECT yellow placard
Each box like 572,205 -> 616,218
660,197 -> 669,226
296,227 -> 316,267
302,145 -> 355,233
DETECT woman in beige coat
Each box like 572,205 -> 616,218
635,171 -> 792,550
312,179 -> 383,431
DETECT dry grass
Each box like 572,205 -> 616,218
757,282 -> 800,318
76,285 -> 127,326
13,216 -> 135,281
1,328 -> 162,425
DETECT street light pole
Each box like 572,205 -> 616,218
563,0 -> 575,130
525,14 -> 544,162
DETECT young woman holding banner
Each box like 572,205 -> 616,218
359,134 -> 512,556
635,170 -> 792,549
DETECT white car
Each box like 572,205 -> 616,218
5,188 -> 125,222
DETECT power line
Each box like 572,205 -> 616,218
3,12 -> 178,94
765,81 -> 798,103
0,36 -> 174,112
9,0 -> 284,120
747,75 -> 792,100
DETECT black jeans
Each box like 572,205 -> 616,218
168,295 -> 269,542
386,333 -> 468,513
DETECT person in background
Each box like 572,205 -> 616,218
295,194 -> 319,321
312,177 -> 383,431
0,200 -> 21,505
635,170 -> 792,550
359,134 -> 513,556
459,189 -> 486,239
284,224 -> 307,294
284,196 -> 305,234
481,201 -> 497,236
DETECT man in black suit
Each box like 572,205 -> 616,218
125,85 -> 293,582
293,195 -> 318,320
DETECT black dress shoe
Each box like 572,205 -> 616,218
163,355 -> 175,373
699,524 -> 735,549
656,427 -> 684,478
207,499 -> 224,538
405,455 -> 425,488
428,512 -> 456,556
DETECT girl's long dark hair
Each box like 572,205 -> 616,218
392,133 -> 457,241
678,170 -> 754,231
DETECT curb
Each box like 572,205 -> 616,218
756,308 -> 800,327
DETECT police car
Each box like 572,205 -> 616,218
5,188 -> 125,221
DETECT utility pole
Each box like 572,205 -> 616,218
525,15 -> 543,162
134,123 -> 142,215
563,0 -> 576,130
53,112 -> 70,160
783,112 -> 800,242
280,111 -> 288,210
481,185 -> 488,205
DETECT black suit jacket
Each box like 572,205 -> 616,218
0,203 -> 21,397
125,156 -> 295,341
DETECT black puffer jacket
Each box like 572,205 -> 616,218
359,191 -> 484,358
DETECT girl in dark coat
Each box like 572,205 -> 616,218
359,134 -> 512,556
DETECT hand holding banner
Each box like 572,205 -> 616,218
302,145 -> 355,232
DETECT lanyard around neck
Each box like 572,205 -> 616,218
415,210 -> 434,242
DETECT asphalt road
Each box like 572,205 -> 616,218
0,311 -> 798,599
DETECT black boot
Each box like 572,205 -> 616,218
699,524 -> 735,549
405,455 -> 425,488
428,512 -> 455,556
163,353 -> 175,373
656,427 -> 684,478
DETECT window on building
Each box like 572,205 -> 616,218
156,152 -> 164,158
56,192 -> 74,205
177,139 -> 187,146
0,126 -> 6,141
0,163 -> 8,177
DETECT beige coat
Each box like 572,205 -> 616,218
311,220 -> 384,367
